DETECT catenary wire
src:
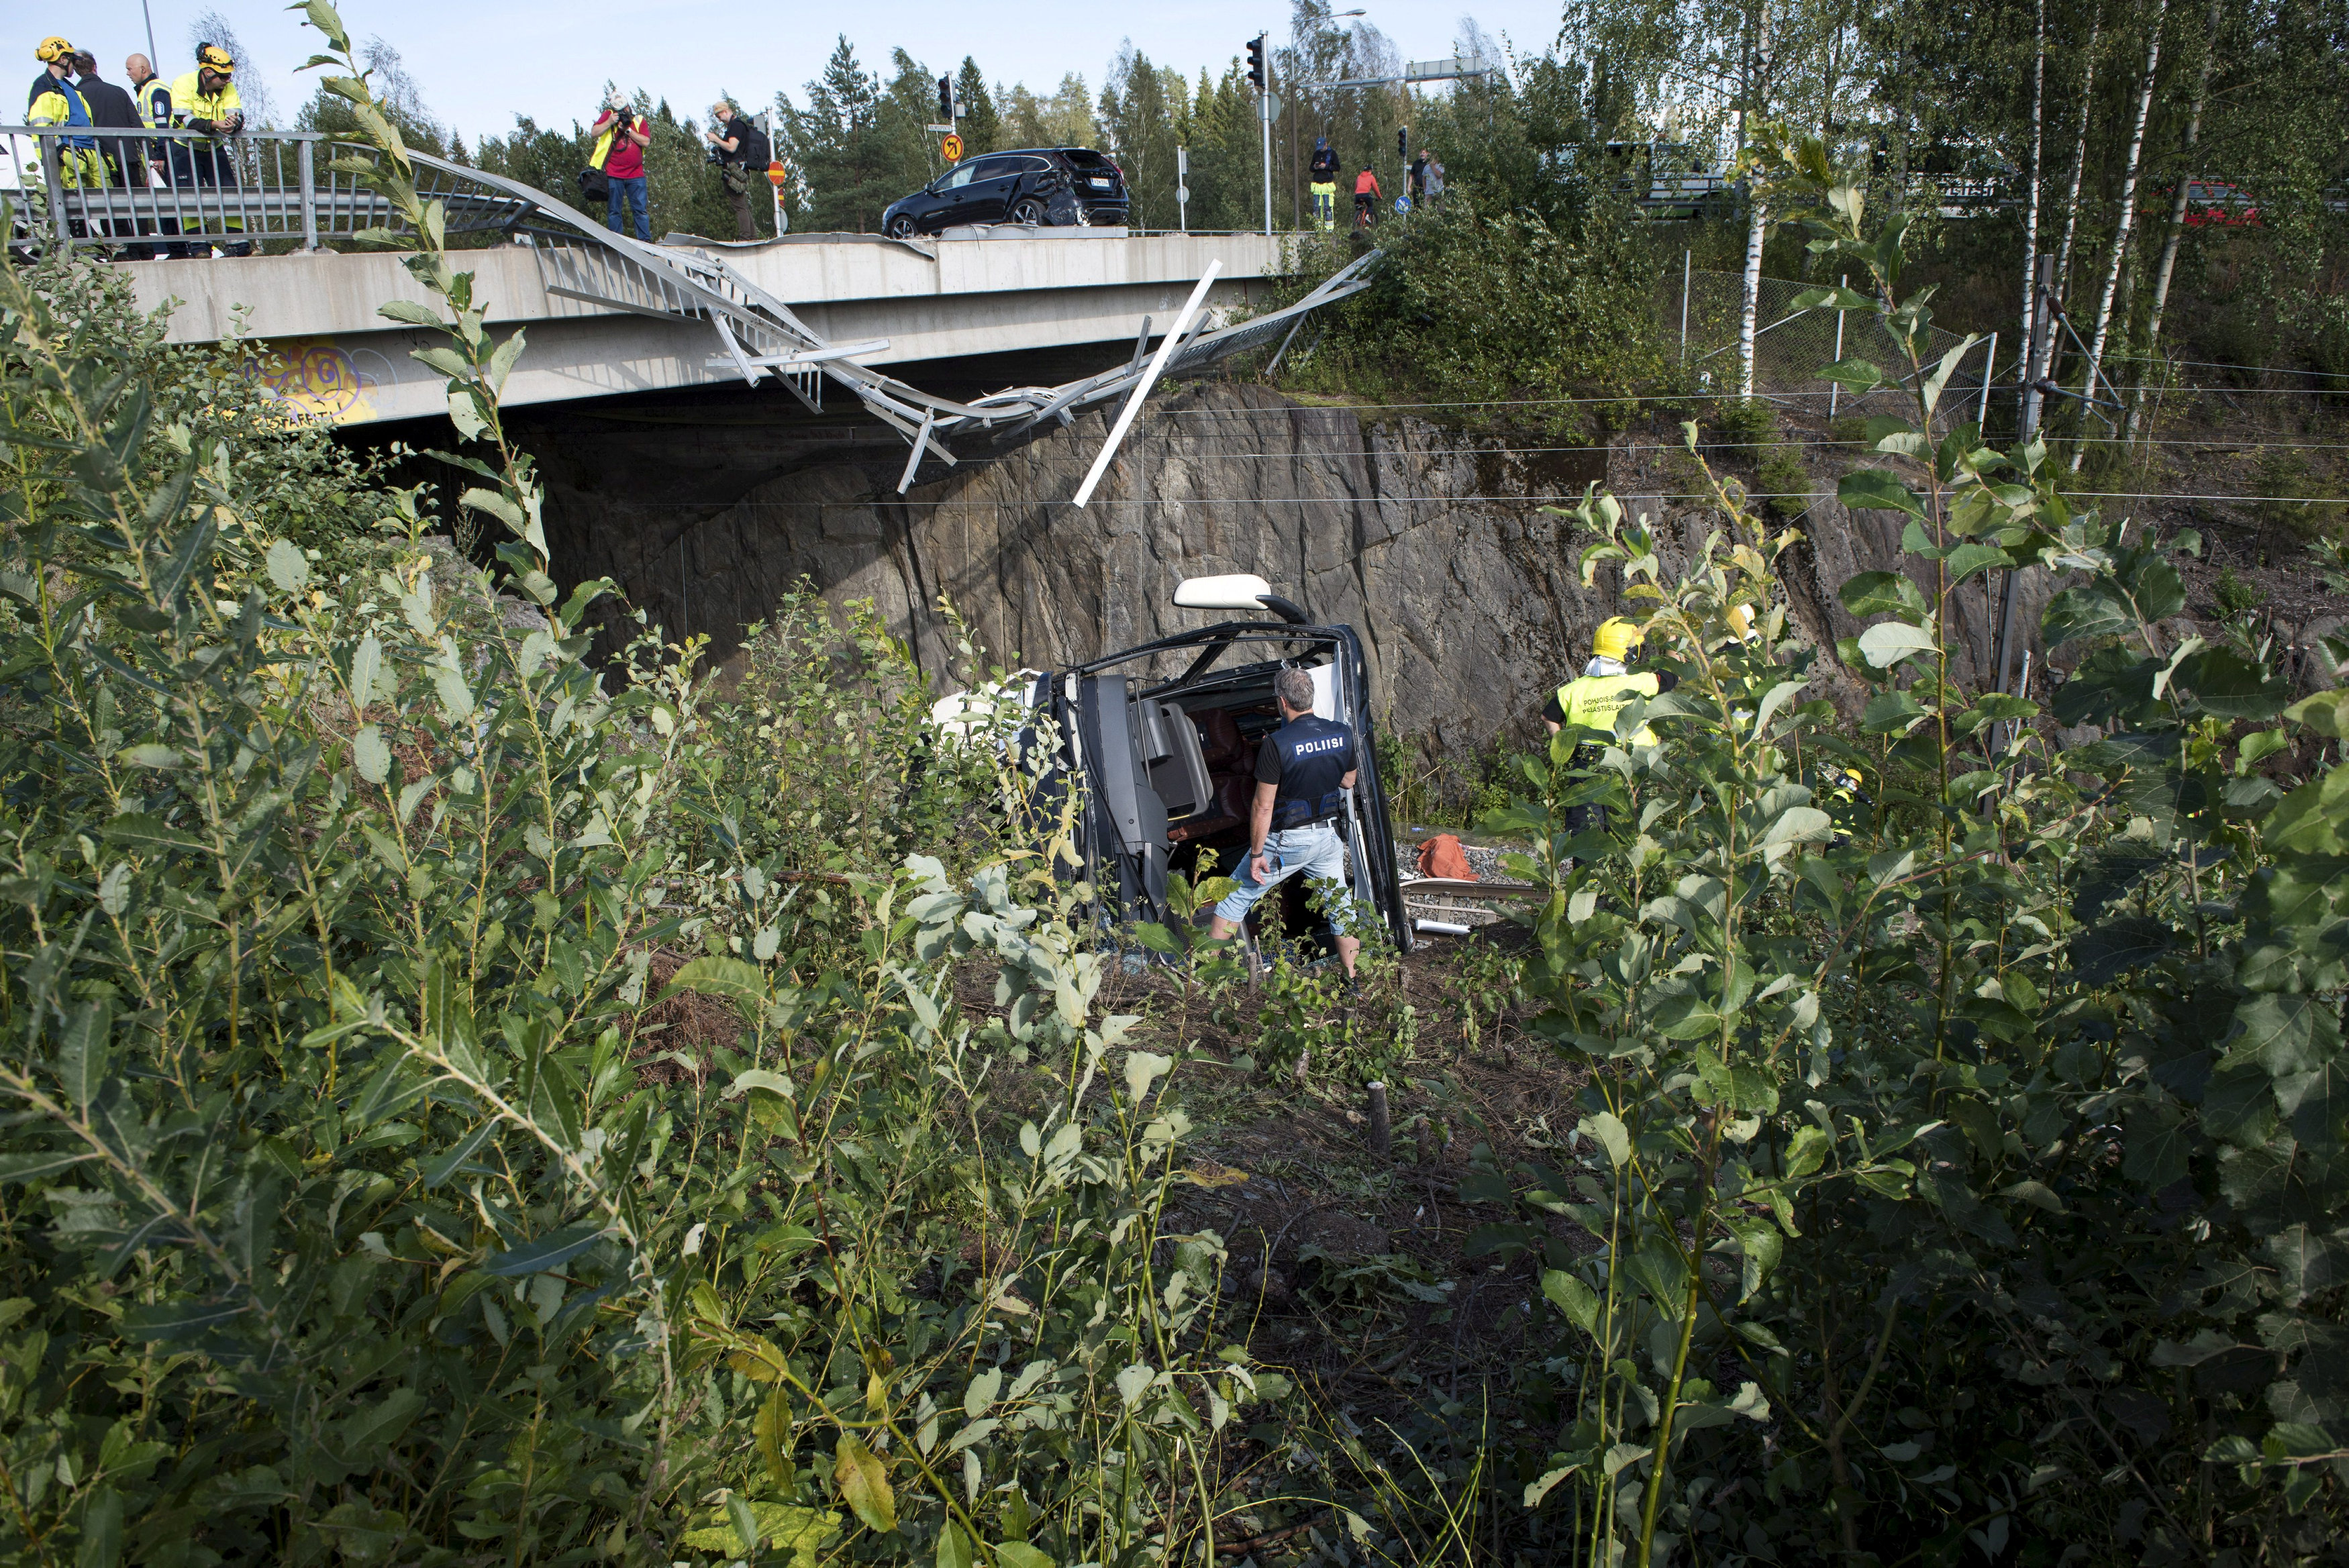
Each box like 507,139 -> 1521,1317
612,491 -> 2349,507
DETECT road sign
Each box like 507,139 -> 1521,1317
766,160 -> 787,188
1176,185 -> 1191,203
941,134 -> 964,162
1257,93 -> 1281,122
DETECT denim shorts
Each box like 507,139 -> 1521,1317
1213,822 -> 1357,933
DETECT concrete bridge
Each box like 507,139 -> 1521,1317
131,225 -> 1292,426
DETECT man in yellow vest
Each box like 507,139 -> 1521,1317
27,37 -> 106,205
167,43 -> 246,258
1544,617 -> 1671,837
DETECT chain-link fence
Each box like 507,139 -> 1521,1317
1660,266 -> 2009,423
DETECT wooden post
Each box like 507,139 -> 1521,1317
1367,1081 -> 1391,1155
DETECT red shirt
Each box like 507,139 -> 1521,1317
597,111 -> 647,179
1354,170 -> 1381,197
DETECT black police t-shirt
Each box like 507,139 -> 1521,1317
1256,714 -> 1356,828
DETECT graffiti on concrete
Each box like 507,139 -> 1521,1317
244,338 -> 397,423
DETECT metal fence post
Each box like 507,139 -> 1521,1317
298,138 -> 319,251
1977,330 -> 1998,429
1679,249 -> 1691,361
1828,274 -> 1847,421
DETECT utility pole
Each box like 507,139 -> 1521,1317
1248,34 -> 1272,237
1177,145 -> 1189,232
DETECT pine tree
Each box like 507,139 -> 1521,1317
956,58 -> 999,155
783,36 -> 885,232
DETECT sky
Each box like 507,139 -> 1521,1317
43,0 -> 1572,143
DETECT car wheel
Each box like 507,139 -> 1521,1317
886,213 -> 917,238
1009,197 -> 1046,225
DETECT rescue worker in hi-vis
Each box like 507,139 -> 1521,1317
28,38 -> 106,199
168,44 -> 247,258
1544,617 -> 1675,837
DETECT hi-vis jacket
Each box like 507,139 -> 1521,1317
1554,669 -> 1660,747
26,71 -> 97,146
167,70 -> 240,135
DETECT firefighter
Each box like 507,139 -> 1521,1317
28,38 -> 106,201
167,43 -> 246,258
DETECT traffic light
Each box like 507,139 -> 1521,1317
937,76 -> 953,121
1246,34 -> 1265,91
1397,125 -> 1408,162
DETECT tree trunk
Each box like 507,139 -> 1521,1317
2125,0 -> 2219,439
2072,0 -> 2167,472
1736,0 -> 1772,401
2020,0 -> 2047,429
1738,195 -> 1768,399
2049,9 -> 2102,341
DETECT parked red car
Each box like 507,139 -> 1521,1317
2142,180 -> 2261,229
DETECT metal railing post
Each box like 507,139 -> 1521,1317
299,138 -> 319,250
41,134 -> 72,248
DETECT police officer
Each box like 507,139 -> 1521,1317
1544,617 -> 1671,837
1208,666 -> 1364,981
124,54 -> 176,258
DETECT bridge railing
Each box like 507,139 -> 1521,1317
1,126 -> 534,255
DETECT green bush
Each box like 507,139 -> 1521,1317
1393,137 -> 2349,1566
1279,190 -> 1662,437
2216,564 -> 2263,618
0,143 -> 1279,1568
2256,449 -> 2347,542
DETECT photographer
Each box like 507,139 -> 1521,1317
168,43 -> 247,257
704,98 -> 768,242
591,89 -> 652,242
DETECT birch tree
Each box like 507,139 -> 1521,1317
2071,0 -> 2166,470
2123,0 -> 2219,440
2019,0 -> 2047,426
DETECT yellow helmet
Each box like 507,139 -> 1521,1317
35,36 -> 76,64
1593,617 -> 1644,663
197,42 -> 234,75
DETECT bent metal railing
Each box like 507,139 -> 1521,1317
407,151 -> 1383,483
4,130 -> 1377,474
1,126 -> 529,252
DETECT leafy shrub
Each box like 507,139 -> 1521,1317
1408,136 -> 2349,1566
2256,449 -> 2347,541
1279,191 -> 1663,437
2216,564 -> 2263,618
0,69 -> 1284,1568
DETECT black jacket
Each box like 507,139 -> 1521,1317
78,74 -> 143,129
77,74 -> 148,180
715,116 -> 770,167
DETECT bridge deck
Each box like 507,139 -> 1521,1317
131,229 -> 1293,425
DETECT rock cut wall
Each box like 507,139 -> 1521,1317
542,380 -> 2077,746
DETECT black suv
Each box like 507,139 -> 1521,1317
881,148 -> 1128,236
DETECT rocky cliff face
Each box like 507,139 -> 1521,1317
538,380 -> 2331,749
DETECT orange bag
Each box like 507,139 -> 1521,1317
1415,834 -> 1476,881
